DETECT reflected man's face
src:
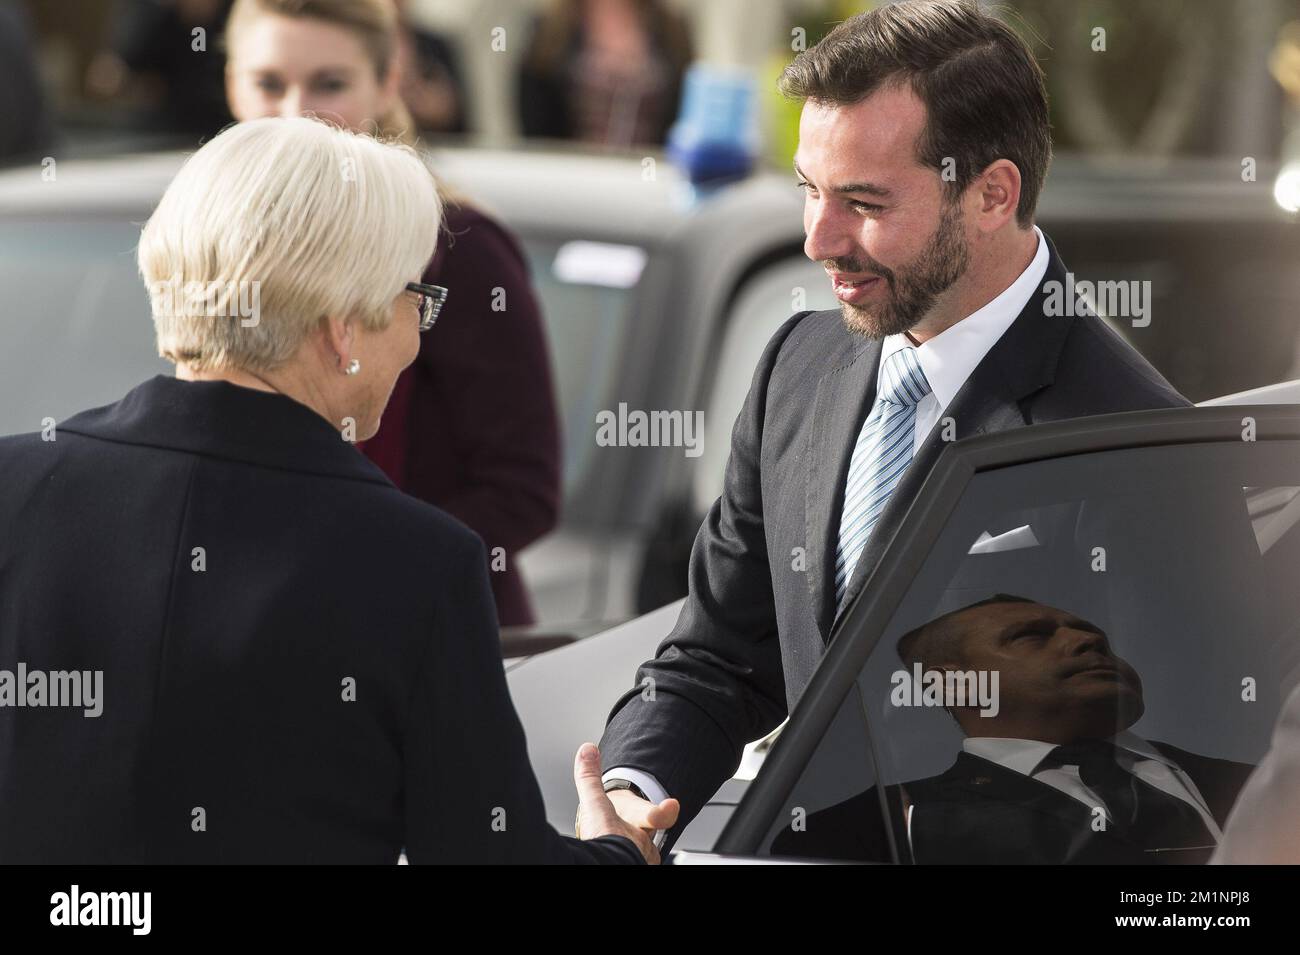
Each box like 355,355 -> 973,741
949,601 -> 1144,742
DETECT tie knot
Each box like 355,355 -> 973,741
1046,738 -> 1126,780
879,347 -> 931,407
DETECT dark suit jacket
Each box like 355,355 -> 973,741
0,376 -> 636,864
361,204 -> 562,627
774,743 -> 1255,865
600,234 -> 1191,845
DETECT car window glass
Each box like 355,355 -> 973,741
751,684 -> 898,863
766,438 -> 1300,864
0,221 -> 168,436
523,238 -> 640,501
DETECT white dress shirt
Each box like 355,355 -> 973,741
605,227 -> 1051,834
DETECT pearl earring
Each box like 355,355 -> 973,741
344,359 -> 361,376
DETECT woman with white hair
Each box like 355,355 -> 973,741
0,117 -> 674,864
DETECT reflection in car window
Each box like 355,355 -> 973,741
765,440 -> 1300,864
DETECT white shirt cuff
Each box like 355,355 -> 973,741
603,767 -> 671,849
602,767 -> 669,805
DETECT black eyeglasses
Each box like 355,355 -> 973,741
405,282 -> 448,331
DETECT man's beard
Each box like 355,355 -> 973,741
828,200 -> 971,340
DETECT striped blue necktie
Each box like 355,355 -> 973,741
834,347 -> 932,608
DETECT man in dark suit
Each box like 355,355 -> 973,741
596,0 -> 1190,850
773,596 -> 1254,864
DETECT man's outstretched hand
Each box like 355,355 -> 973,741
573,743 -> 679,864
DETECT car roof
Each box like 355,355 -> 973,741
0,145 -> 697,239
1199,379 -> 1300,406
0,147 -> 1286,229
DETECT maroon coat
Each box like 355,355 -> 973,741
362,203 -> 561,626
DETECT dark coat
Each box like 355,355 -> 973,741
0,376 -> 635,864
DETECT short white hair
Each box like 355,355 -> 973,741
139,116 -> 441,372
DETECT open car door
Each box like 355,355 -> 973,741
702,404 -> 1300,865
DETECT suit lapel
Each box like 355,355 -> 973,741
828,240 -> 1077,637
1150,742 -> 1252,828
805,338 -> 881,642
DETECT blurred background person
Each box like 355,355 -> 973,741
0,116 -> 670,863
393,0 -> 468,136
85,0 -> 235,140
225,0 -> 563,628
0,0 -> 55,162
518,0 -> 693,148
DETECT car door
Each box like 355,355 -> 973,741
693,404 -> 1300,865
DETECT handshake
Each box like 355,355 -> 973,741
572,743 -> 680,864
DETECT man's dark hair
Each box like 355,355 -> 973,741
896,592 -> 1036,670
778,0 -> 1051,227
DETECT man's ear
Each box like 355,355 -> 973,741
972,158 -> 1023,233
